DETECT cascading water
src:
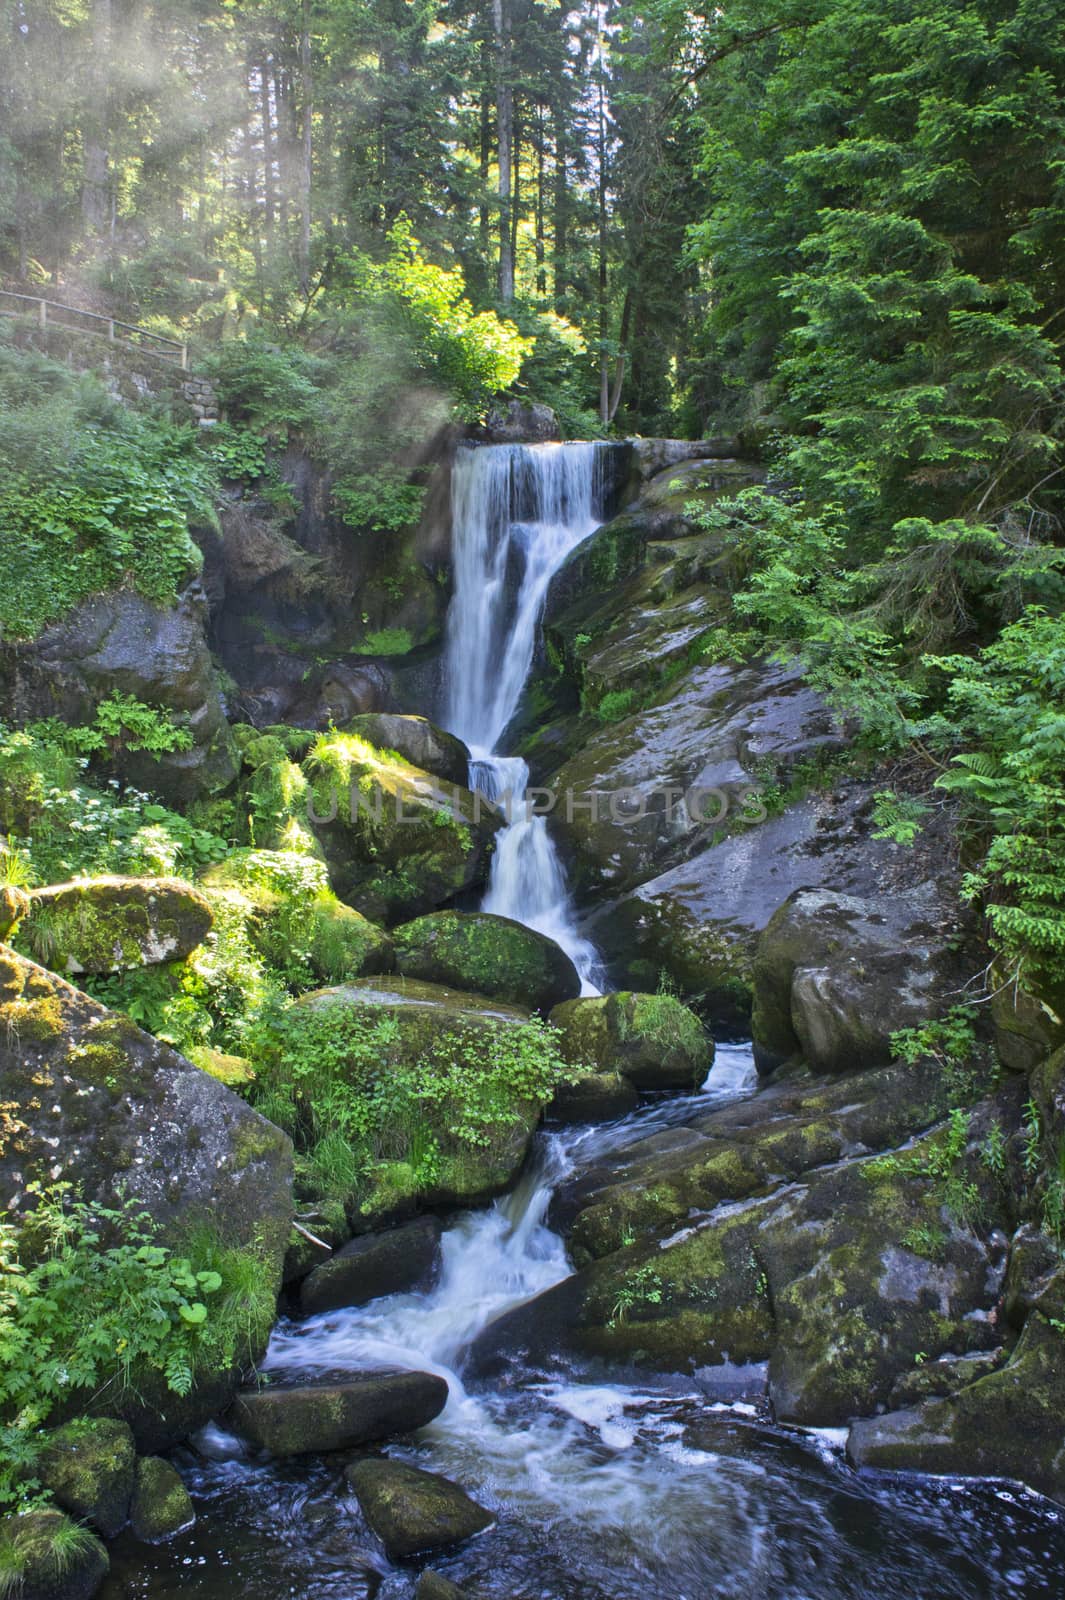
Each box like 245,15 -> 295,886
442,442 -> 607,992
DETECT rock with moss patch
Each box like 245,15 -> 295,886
0,1509 -> 109,1600
0,947 -> 293,1448
22,876 -> 212,975
129,1456 -> 195,1542
345,1458 -> 494,1559
847,1314 -> 1065,1503
303,731 -> 500,923
394,911 -> 579,1012
37,1419 -> 135,1538
345,716 -> 471,787
549,991 -> 711,1090
547,1069 -> 638,1125
751,888 -> 967,1077
415,1572 -> 470,1600
0,884 -> 30,940
228,1372 -> 449,1455
300,1216 -> 443,1316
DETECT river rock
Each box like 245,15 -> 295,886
549,991 -> 712,1090
37,1419 -> 136,1538
0,582 -> 238,804
345,1459 -> 494,1559
0,1510 -> 109,1600
415,1573 -> 470,1600
304,729 -> 500,923
0,946 -> 293,1448
21,875 -> 213,975
345,715 -> 471,787
394,911 -> 580,1012
751,888 -> 966,1076
300,1216 -> 443,1316
129,1457 -> 195,1542
228,1373 -> 449,1455
846,1314 -> 1065,1504
481,399 -> 561,443
546,1069 -> 638,1125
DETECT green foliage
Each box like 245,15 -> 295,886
202,339 -> 320,436
594,689 -> 637,724
0,346 -> 213,640
871,790 -> 929,847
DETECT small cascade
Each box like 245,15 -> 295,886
442,442 -> 607,992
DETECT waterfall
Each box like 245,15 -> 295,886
442,442 -> 606,994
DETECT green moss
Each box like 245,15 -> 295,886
0,1509 -> 108,1599
356,626 -> 414,657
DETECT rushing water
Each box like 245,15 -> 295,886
442,442 -> 608,992
105,1048 -> 1065,1600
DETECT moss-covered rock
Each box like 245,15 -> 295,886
546,1069 -> 638,1125
0,1509 -> 109,1600
394,911 -> 579,1012
0,946 -> 293,1447
345,1459 -> 493,1560
129,1456 -> 195,1543
549,991 -> 711,1090
0,884 -> 29,941
847,1314 -> 1065,1504
415,1572 -> 470,1600
345,715 -> 471,787
21,876 -> 213,975
228,1373 -> 449,1455
300,1216 -> 443,1316
303,731 -> 499,923
37,1419 -> 135,1538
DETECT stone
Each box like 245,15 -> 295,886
394,911 -> 580,1012
846,1315 -> 1065,1505
37,1419 -> 135,1538
626,437 -> 743,482
0,1510 -> 109,1600
751,888 -> 969,1076
0,884 -> 29,940
228,1373 -> 449,1455
546,1070 -> 638,1125
345,715 -> 472,787
481,399 -> 560,443
300,1216 -> 443,1316
0,947 -> 293,1448
22,875 -> 213,975
0,583 -> 238,804
345,1458 -> 493,1559
415,1572 -> 470,1600
129,1456 -> 195,1542
549,991 -> 712,1090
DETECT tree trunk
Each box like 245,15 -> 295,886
607,288 -> 632,422
81,0 -> 111,234
493,0 -> 514,302
261,61 -> 275,241
510,98 -> 521,288
535,101 -> 546,297
552,98 -> 567,304
299,0 -> 313,295
597,11 -> 610,423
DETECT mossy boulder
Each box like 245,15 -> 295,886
346,1459 -> 493,1560
200,849 -> 393,982
416,1572 -> 470,1600
21,876 -> 212,975
37,1419 -> 135,1538
547,1069 -> 638,1125
236,733 -> 322,856
0,1510 -> 108,1600
549,991 -> 711,1090
129,1456 -> 195,1543
345,715 -> 471,787
300,1216 -> 443,1316
228,1372 -> 449,1456
0,884 -> 29,940
847,1314 -> 1065,1504
0,947 -> 293,1447
751,888 -> 967,1076
393,911 -> 579,1012
303,730 -> 500,923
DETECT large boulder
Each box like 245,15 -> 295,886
0,583 -> 238,803
304,730 -> 499,923
549,991 -> 712,1090
0,1510 -> 108,1600
0,946 -> 293,1446
751,888 -> 966,1076
346,1458 -> 493,1559
21,876 -> 212,975
394,911 -> 580,1012
300,1216 -> 443,1316
228,1372 -> 448,1455
345,715 -> 471,787
847,1314 -> 1065,1505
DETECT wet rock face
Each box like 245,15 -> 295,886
22,876 -> 212,975
345,1458 -> 494,1559
0,583 -> 237,804
479,399 -> 561,443
549,991 -> 712,1090
394,911 -> 580,1013
344,715 -> 472,787
751,888 -> 968,1077
228,1373 -> 449,1455
300,1216 -> 443,1316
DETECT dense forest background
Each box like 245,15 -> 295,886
2,0 -> 1065,995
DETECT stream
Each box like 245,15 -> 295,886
106,442 -> 1065,1598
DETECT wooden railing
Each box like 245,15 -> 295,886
0,290 -> 188,368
